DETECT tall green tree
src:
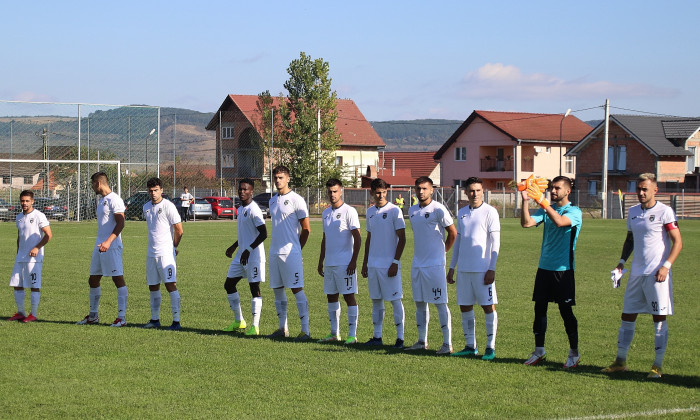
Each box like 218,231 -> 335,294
274,52 -> 343,188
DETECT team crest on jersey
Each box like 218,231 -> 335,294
336,213 -> 341,219
244,210 -> 248,217
103,201 -> 108,206
649,215 -> 655,222
29,218 -> 35,223
382,213 -> 387,219
425,213 -> 430,218
158,208 -> 162,214
284,200 -> 289,205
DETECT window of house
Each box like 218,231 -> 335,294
608,146 -> 626,170
688,146 -> 697,173
454,147 -> 466,161
565,155 -> 574,174
23,176 -> 33,184
496,181 -> 505,190
588,180 -> 598,196
454,179 -> 468,188
221,125 -> 234,140
2,176 -> 10,184
335,156 -> 343,166
627,180 -> 637,192
221,154 -> 235,168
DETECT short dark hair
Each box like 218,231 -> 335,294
465,177 -> 483,188
415,176 -> 433,187
370,178 -> 388,191
551,176 -> 573,190
272,165 -> 290,176
146,177 -> 163,189
239,178 -> 254,188
326,178 -> 342,188
91,171 -> 108,184
19,190 -> 34,199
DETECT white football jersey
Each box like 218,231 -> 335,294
627,202 -> 678,276
408,200 -> 454,267
450,203 -> 500,273
366,202 -> 405,268
269,191 -> 309,255
96,192 -> 125,247
235,200 -> 266,263
322,203 -> 360,266
16,209 -> 50,263
143,199 -> 181,257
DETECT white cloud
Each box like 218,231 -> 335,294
12,91 -> 56,102
460,63 -> 678,100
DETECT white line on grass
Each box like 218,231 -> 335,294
558,406 -> 699,420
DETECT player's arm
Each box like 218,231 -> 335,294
172,222 -> 183,254
347,228 -> 361,275
655,225 -> 682,283
361,231 -> 371,278
388,228 -> 405,278
520,190 -> 537,228
99,212 -> 125,252
484,229 -> 500,285
16,231 -> 19,254
616,231 -> 634,270
447,229 -> 460,285
30,226 -> 53,257
318,232 -> 326,276
240,224 -> 267,265
543,205 -> 571,227
444,223 -> 457,253
226,241 -> 238,258
299,217 -> 310,249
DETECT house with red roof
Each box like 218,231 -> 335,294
205,95 -> 385,189
433,110 -> 592,190
362,151 -> 440,187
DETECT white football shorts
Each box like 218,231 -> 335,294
623,274 -> 673,315
456,271 -> 497,306
227,260 -> 265,283
367,266 -> 403,301
269,253 -> 304,289
90,245 -> 124,277
323,265 -> 358,295
411,265 -> 448,304
9,261 -> 42,288
146,254 -> 177,286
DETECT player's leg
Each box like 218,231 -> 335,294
287,255 -> 309,339
106,246 -> 127,326
604,275 -> 648,372
556,270 -> 579,368
291,287 -> 310,340
343,292 -> 358,344
321,267 -> 341,342
479,277 -> 498,360
268,256 -> 288,336
223,271 -> 245,331
454,272 -> 477,356
23,262 -> 42,322
111,276 -> 127,326
364,267 -> 385,345
406,266 -> 429,350
428,266 -> 451,355
163,257 -> 180,330
144,257 -> 162,328
525,269 -> 549,365
9,261 -> 26,320
647,274 -> 672,377
247,281 -> 262,335
81,248 -> 104,323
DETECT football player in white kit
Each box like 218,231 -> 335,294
142,177 -> 184,330
77,172 -> 129,327
361,178 -> 406,349
317,179 -> 362,345
8,190 -> 52,323
222,178 -> 267,336
267,166 -> 312,341
406,176 -> 457,354
603,173 -> 682,379
447,177 -> 500,360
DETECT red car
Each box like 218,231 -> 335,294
203,196 -> 236,219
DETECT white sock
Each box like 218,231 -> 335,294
391,299 -> 405,340
273,288 -> 288,331
30,291 -> 40,316
616,320 -> 636,360
169,290 -> 181,322
436,303 -> 452,346
328,301 -> 341,335
227,292 -> 243,321
653,321 -> 668,367
14,289 -> 25,315
415,301 -> 429,343
150,290 -> 161,320
294,290 -> 309,335
89,286 -> 101,317
535,346 -> 546,356
461,310 -> 476,349
485,311 -> 497,349
347,305 -> 358,338
117,286 -> 128,319
251,297 -> 262,327
372,299 -> 385,338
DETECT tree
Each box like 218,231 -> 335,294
259,52 -> 344,188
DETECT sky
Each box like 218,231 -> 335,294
1,0 -> 698,123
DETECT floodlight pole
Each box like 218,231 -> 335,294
602,99 -> 610,219
559,108 -> 571,176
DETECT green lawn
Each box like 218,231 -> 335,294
0,218 -> 698,419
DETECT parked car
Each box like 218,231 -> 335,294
203,196 -> 236,219
252,193 -> 271,218
0,198 -> 19,221
188,198 -> 213,220
34,197 -> 68,221
124,191 -> 170,220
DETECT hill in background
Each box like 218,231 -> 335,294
371,119 -> 462,152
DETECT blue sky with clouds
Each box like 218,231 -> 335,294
1,0 -> 698,122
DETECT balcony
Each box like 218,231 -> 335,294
480,159 -> 513,172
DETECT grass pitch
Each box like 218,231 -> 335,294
0,218 -> 698,419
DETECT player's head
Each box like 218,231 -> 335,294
147,177 -> 164,203
19,190 -> 34,213
414,176 -> 434,204
325,178 -> 343,207
550,175 -> 572,203
90,172 -> 109,194
183,186 -> 189,193
272,166 -> 291,192
370,178 -> 388,206
238,178 -> 254,204
465,177 -> 484,207
636,173 -> 658,206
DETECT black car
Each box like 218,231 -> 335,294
34,197 -> 68,221
124,191 -> 171,220
252,193 -> 271,218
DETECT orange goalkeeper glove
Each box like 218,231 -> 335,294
517,175 -> 548,193
526,183 -> 550,209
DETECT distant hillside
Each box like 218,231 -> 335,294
371,119 -> 461,151
159,107 -> 216,164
